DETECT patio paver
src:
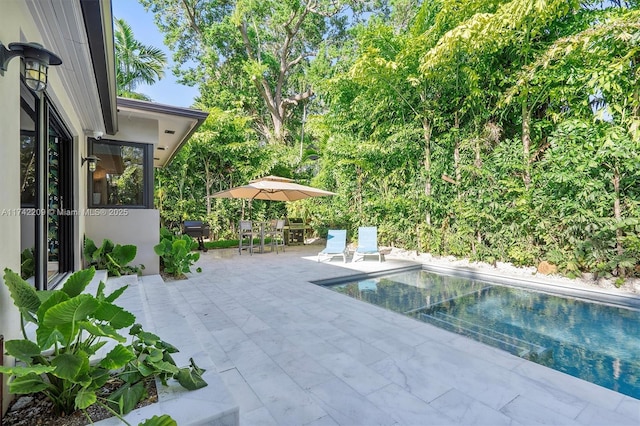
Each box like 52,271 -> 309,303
157,244 -> 639,425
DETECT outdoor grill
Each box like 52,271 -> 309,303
183,220 -> 209,251
285,218 -> 310,245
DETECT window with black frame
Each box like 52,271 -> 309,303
89,139 -> 153,208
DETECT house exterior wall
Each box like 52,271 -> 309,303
85,209 -> 160,275
1,2 -> 199,415
0,0 -> 25,415
0,1 -> 90,414
86,114 -> 161,275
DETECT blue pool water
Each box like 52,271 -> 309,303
328,270 -> 640,399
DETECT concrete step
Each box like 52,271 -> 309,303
93,273 -> 239,426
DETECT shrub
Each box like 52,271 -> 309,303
84,237 -> 144,277
154,228 -> 201,278
20,247 -> 35,279
0,267 -> 206,420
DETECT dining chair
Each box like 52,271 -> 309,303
238,220 -> 253,255
268,219 -> 286,253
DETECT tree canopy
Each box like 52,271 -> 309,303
140,0 -> 640,282
114,17 -> 167,100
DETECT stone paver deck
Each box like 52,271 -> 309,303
162,244 -> 639,425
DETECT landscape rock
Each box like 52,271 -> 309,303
8,396 -> 33,412
537,261 -> 558,275
386,247 -> 639,295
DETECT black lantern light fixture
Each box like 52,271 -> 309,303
82,156 -> 100,173
0,42 -> 62,92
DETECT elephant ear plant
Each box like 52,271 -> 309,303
84,237 -> 145,277
154,228 -> 201,278
0,267 -> 207,424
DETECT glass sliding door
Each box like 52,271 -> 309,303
19,84 -> 38,285
47,111 -> 73,280
19,81 -> 74,290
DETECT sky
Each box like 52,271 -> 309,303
111,0 -> 199,107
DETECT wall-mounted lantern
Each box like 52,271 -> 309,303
0,42 -> 62,92
82,156 -> 100,173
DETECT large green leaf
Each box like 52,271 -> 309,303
3,268 -> 40,313
0,365 -> 55,377
87,340 -> 108,356
51,353 -> 85,381
145,348 -> 164,363
43,294 -> 100,327
75,388 -> 97,410
36,290 -> 58,304
175,366 -> 207,390
138,358 -> 180,376
94,302 -> 136,329
112,244 -> 137,265
35,290 -> 69,349
4,340 -> 42,363
102,239 -> 115,253
105,284 -> 128,303
137,331 -> 161,345
172,359 -> 206,390
8,373 -> 51,394
78,321 -> 126,343
83,237 -> 98,261
61,267 -> 95,298
138,415 -> 178,426
157,340 -> 179,354
90,367 -> 112,389
107,381 -> 145,415
36,290 -> 70,324
99,344 -> 136,370
36,324 -> 65,351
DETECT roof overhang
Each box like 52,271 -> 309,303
80,0 -> 118,135
116,97 -> 209,168
25,0 -> 118,135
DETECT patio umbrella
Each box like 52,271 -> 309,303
209,175 -> 335,202
209,175 -> 335,219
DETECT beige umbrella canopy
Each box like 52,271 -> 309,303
209,175 -> 335,201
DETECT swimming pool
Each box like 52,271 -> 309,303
324,268 -> 640,400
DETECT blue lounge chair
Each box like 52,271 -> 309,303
353,226 -> 381,262
317,229 -> 347,263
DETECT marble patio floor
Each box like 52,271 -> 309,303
159,243 -> 640,425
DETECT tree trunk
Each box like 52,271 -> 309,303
356,166 -> 363,216
204,162 -> 212,217
612,166 -> 624,277
422,118 -> 432,226
612,167 -> 623,256
454,111 -> 461,197
522,95 -> 532,188
271,112 -> 285,142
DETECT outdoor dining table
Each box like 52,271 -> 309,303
253,221 -> 269,253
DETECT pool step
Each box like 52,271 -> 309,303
418,310 -> 550,361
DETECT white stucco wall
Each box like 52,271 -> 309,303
0,1 -> 29,414
0,2 -> 92,414
84,209 -> 160,275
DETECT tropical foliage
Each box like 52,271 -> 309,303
84,237 -> 144,277
154,228 -> 201,278
114,17 -> 167,100
0,267 -> 206,420
140,0 -> 640,281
